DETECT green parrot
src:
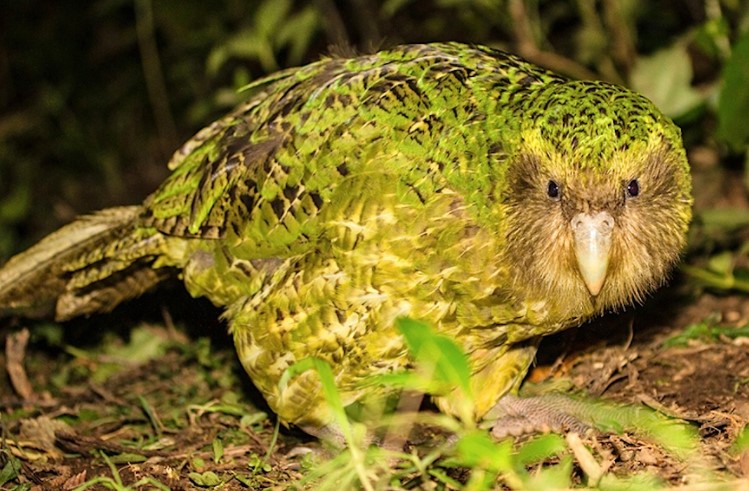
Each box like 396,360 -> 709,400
0,43 -> 692,440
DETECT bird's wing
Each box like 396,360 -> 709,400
139,59 -> 341,244
140,42 -> 566,261
139,44 -> 494,257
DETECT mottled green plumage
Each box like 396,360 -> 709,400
0,43 -> 692,437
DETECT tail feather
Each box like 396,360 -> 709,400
0,206 -> 171,320
57,261 -> 172,320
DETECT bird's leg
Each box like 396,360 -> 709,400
486,392 -> 592,438
451,338 -> 593,438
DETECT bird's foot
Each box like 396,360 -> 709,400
486,393 -> 592,439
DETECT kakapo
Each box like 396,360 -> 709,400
0,43 -> 692,440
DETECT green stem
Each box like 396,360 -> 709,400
681,264 -> 749,293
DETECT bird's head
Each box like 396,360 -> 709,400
498,80 -> 692,315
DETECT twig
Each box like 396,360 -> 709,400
5,328 -> 34,401
134,0 -> 178,158
508,0 -> 599,81
566,432 -> 604,486
55,429 -> 167,457
602,0 -> 636,76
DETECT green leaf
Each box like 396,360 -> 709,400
396,317 -> 472,398
255,0 -> 292,37
452,430 -> 514,473
0,183 -> 30,222
663,315 -> 749,347
698,208 -> 749,231
106,452 -> 148,464
523,455 -> 573,490
514,434 -> 567,466
717,32 -> 749,151
630,43 -> 705,119
275,7 -> 321,65
189,470 -> 224,487
247,452 -> 273,473
192,457 -> 206,471
589,403 -> 699,460
105,325 -> 169,364
598,472 -> 665,490
212,438 -> 224,464
730,424 -> 749,455
0,458 -> 21,486
707,251 -> 734,275
234,473 -> 255,487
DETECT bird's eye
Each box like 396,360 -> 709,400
546,180 -> 560,199
626,179 -> 640,198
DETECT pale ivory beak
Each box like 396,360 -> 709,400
572,211 -> 614,296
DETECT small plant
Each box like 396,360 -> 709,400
282,317 -> 700,489
663,314 -> 749,347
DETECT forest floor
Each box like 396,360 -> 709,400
2,281 -> 749,489
2,162 -> 749,490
